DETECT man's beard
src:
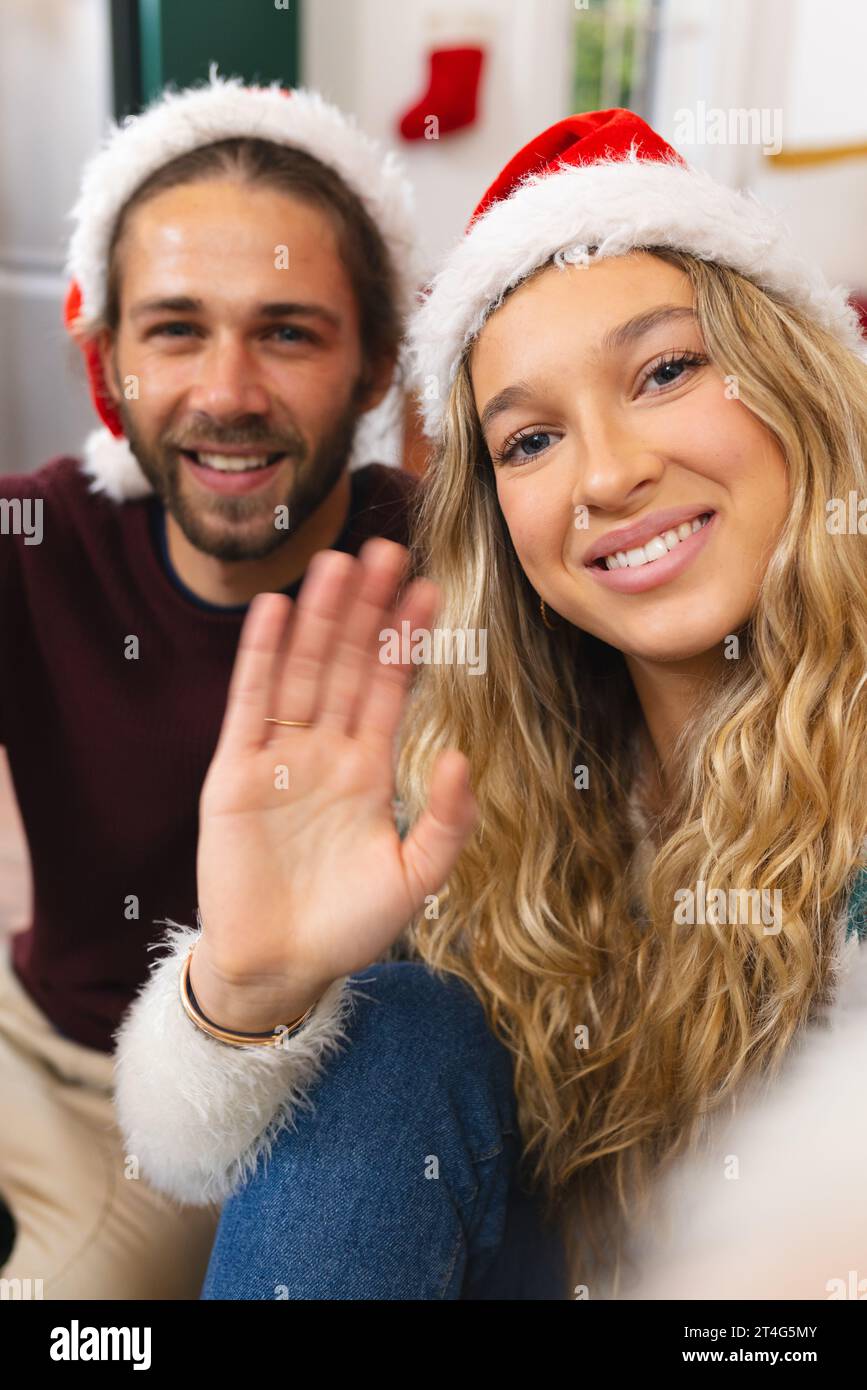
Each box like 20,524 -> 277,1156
118,395 -> 362,563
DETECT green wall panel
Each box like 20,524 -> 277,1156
137,0 -> 300,105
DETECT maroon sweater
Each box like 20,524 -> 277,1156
0,457 -> 417,1052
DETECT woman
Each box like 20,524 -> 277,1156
115,110 -> 867,1300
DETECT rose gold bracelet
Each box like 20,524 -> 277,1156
179,947 -> 317,1049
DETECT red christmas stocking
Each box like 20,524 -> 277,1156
398,46 -> 486,140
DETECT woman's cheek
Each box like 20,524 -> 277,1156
505,511 -> 559,580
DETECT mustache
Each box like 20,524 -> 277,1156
167,429 -> 307,459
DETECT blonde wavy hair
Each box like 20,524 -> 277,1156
394,248 -> 867,1294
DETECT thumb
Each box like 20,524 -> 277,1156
399,750 -> 479,907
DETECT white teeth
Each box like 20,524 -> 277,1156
602,514 -> 712,570
196,452 -> 273,473
643,537 -> 669,562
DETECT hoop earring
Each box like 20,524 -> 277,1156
539,597 -> 559,630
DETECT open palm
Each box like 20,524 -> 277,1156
193,538 -> 478,1023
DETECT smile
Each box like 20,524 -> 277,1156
594,512 -> 713,570
585,510 -> 719,594
179,449 -> 290,497
180,449 -> 286,474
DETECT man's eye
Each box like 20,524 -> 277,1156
270,326 -> 315,344
145,324 -> 315,342
150,322 -> 196,337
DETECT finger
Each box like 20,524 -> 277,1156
270,549 -> 358,726
216,591 -> 293,757
399,749 -> 479,906
353,575 -> 443,752
317,538 -> 410,734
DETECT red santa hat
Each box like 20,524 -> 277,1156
408,108 -> 867,438
64,64 -> 417,501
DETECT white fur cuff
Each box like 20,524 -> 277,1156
113,922 -> 356,1207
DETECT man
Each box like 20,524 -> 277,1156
0,69 -> 419,1299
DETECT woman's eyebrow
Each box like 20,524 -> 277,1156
600,305 -> 697,356
478,306 -> 698,433
478,382 -> 536,434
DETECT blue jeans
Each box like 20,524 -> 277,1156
201,961 -> 568,1299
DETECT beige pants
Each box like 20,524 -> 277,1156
0,945 -> 221,1299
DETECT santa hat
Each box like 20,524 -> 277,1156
408,108 -> 867,438
64,64 -> 417,501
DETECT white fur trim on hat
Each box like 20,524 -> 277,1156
80,428 -> 155,501
113,921 -> 357,1207
408,151 -> 867,438
67,63 -> 418,324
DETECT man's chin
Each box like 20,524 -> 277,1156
121,412 -> 357,560
175,512 -> 290,563
161,461 -> 293,557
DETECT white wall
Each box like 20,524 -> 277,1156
651,0 -> 867,290
0,0 -> 112,475
305,0 -> 867,297
751,0 -> 867,289
4,0 -> 864,478
303,0 -> 576,274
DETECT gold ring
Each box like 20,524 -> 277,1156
264,718 -> 314,727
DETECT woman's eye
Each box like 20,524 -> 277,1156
641,352 -> 706,394
515,431 -> 551,457
496,430 -> 555,465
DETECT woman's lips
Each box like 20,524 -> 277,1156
583,511 -> 719,593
